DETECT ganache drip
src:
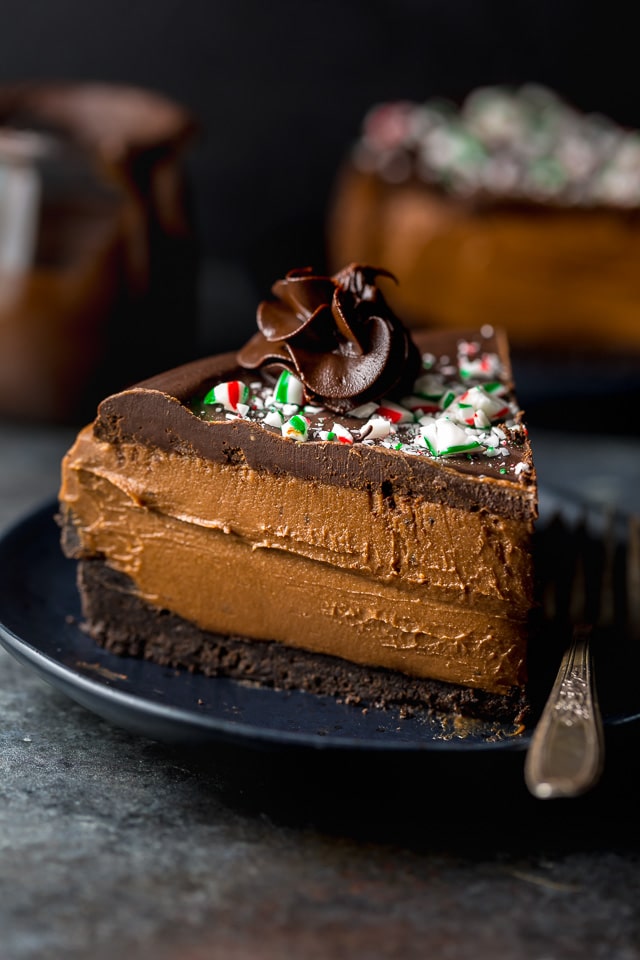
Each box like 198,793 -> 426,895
236,263 -> 421,414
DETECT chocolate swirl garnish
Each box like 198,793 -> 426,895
237,263 -> 421,414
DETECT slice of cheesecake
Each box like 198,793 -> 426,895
59,265 -> 537,722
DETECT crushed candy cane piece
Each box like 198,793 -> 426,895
281,403 -> 300,418
263,409 -> 284,428
203,380 -> 250,412
376,400 -> 414,423
445,386 -> 510,426
329,423 -> 354,444
439,389 -> 458,410
459,354 -> 502,380
282,414 -> 310,441
358,416 -> 392,440
457,340 -> 502,380
274,369 -> 305,405
421,352 -> 436,369
419,418 -> 485,457
482,380 -> 508,396
349,401 -> 379,419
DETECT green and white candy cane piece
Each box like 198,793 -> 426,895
281,414 -> 310,442
482,380 -> 507,396
419,417 -> 485,457
274,369 -> 305,406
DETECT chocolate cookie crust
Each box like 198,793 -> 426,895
75,555 -> 530,724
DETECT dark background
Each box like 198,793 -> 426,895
0,0 -> 635,352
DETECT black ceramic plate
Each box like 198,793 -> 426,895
0,499 -> 638,754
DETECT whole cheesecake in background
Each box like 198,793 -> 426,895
59,264 -> 537,724
328,85 -> 640,353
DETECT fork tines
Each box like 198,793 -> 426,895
525,502 -> 639,800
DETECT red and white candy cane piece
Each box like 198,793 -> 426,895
375,400 -> 414,424
203,380 -> 250,412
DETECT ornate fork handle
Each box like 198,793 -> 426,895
525,625 -> 605,799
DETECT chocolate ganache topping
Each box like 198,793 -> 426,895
237,264 -> 421,414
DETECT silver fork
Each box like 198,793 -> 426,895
524,508 -> 621,800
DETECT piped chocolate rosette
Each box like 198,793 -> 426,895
193,264 -> 531,479
237,263 -> 421,414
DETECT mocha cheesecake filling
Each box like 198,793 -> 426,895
64,427 -> 533,608
61,427 -> 532,693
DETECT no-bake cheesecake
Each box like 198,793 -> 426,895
59,264 -> 538,722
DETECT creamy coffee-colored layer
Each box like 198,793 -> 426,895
62,426 -> 534,614
60,429 -> 531,693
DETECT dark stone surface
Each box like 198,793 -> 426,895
2,423 -> 640,960
2,644 -> 640,960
